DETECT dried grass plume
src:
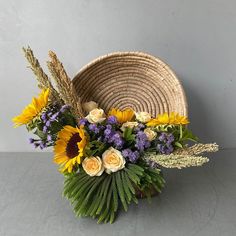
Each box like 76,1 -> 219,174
22,46 -> 61,103
174,143 -> 219,156
47,51 -> 84,118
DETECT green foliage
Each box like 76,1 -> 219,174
137,165 -> 165,200
84,140 -> 107,157
63,163 -> 165,224
26,106 -> 77,146
154,125 -> 199,149
178,126 -> 199,143
123,127 -> 136,144
154,124 -> 173,132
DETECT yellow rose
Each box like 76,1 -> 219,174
121,121 -> 139,131
144,128 -> 157,141
135,111 -> 152,123
82,101 -> 98,114
86,108 -> 106,123
102,147 -> 126,173
82,156 -> 104,176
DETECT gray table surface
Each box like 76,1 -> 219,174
0,150 -> 235,236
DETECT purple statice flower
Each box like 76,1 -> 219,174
158,132 -> 167,142
60,104 -> 70,113
88,123 -> 100,134
166,145 -> 174,154
29,138 -> 35,144
79,118 -> 88,126
135,131 -> 150,152
129,151 -> 139,163
157,144 -> 167,154
47,135 -> 52,142
106,124 -> 112,130
167,134 -> 175,145
50,112 -> 59,121
157,144 -> 174,154
111,132 -> 124,149
39,141 -> 46,150
104,128 -> 112,136
103,124 -> 114,142
156,132 -> 175,154
33,143 -> 39,148
134,123 -> 145,132
41,112 -> 47,121
122,148 -> 139,163
107,116 -> 118,125
45,120 -> 51,127
122,148 -> 132,158
43,126 -> 48,133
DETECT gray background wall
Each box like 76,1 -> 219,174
0,0 -> 235,152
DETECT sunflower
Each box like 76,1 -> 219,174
108,108 -> 134,123
147,112 -> 189,126
54,125 -> 87,173
12,89 -> 50,127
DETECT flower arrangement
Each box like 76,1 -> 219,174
13,47 -> 219,224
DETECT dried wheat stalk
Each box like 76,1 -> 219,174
47,51 -> 84,118
173,143 -> 219,156
145,153 -> 209,169
22,46 -> 61,103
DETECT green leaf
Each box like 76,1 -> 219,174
128,164 -> 144,176
121,171 -> 132,203
78,174 -> 106,214
62,163 -> 165,224
174,141 -> 183,148
111,175 -> 119,212
89,178 -> 108,216
124,173 -> 136,194
115,172 -> 128,211
34,128 -> 47,139
96,176 -> 112,214
179,125 -> 183,139
180,128 -> 199,142
123,127 -> 135,142
124,168 -> 140,184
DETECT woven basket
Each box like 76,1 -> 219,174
72,52 -> 187,117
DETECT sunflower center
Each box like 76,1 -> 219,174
66,133 -> 82,159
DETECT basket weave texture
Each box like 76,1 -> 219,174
73,52 -> 187,117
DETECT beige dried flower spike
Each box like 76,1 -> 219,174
146,153 -> 209,169
173,143 -> 219,156
22,46 -> 61,103
145,143 -> 219,169
47,51 -> 84,118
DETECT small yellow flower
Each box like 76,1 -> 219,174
147,112 -> 189,126
12,89 -> 50,127
53,125 -> 87,173
108,108 -> 134,123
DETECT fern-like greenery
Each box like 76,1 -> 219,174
63,163 -> 165,223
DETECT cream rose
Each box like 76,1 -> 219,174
135,111 -> 152,123
144,128 -> 157,141
82,156 -> 104,176
121,121 -> 139,131
86,108 -> 106,123
82,101 -> 98,114
102,147 -> 126,173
